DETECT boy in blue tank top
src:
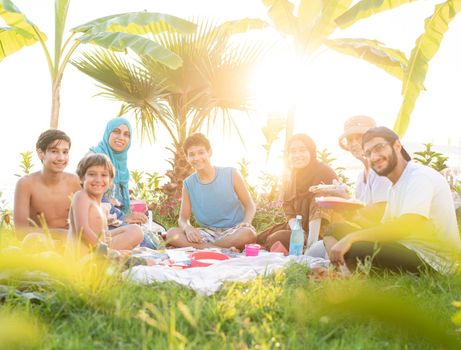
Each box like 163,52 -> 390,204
166,133 -> 256,250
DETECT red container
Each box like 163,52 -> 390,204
189,251 -> 229,267
130,199 -> 147,213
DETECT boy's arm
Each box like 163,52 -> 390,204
14,177 -> 32,233
71,192 -> 100,247
233,170 -> 256,227
178,185 -> 202,243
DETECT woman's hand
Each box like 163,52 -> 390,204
125,212 -> 148,225
184,226 -> 203,243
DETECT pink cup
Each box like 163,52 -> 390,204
245,244 -> 261,256
130,199 -> 147,213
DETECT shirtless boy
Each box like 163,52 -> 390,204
69,153 -> 143,250
14,129 -> 81,239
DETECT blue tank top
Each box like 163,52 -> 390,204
184,167 -> 245,228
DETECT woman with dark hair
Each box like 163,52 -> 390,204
256,133 -> 338,251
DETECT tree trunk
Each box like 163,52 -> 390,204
50,76 -> 62,129
162,141 -> 193,198
283,104 -> 296,168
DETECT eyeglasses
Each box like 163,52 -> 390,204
363,142 -> 390,159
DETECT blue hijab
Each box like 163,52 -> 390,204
90,117 -> 132,214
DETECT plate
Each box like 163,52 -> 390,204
189,251 -> 230,267
315,196 -> 365,210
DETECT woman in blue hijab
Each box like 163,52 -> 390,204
90,117 -> 147,224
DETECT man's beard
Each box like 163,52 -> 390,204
372,149 -> 397,176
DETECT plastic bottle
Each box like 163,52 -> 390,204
289,215 -> 304,256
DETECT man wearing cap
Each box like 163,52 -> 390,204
338,116 -> 391,220
325,126 -> 461,273
306,116 -> 391,258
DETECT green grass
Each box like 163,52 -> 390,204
2,259 -> 461,349
2,201 -> 461,349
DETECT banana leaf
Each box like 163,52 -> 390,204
262,0 -> 298,36
297,0 -> 323,36
305,0 -> 353,53
54,0 -> 70,68
0,0 -> 46,61
0,26 -> 37,61
394,0 -> 461,136
72,12 -> 196,36
215,18 -> 268,34
78,31 -> 183,69
0,0 -> 40,35
325,38 -> 408,80
336,0 -> 414,29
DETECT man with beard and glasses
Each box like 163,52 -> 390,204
324,127 -> 461,274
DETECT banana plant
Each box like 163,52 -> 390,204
265,0 -> 461,139
0,0 -> 196,128
392,0 -> 461,136
262,0 -> 411,164
337,0 -> 461,136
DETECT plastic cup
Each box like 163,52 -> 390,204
245,244 -> 261,256
130,199 -> 147,213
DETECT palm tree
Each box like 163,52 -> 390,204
72,19 -> 268,196
0,0 -> 195,128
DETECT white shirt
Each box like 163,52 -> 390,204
382,162 -> 461,272
355,169 -> 391,205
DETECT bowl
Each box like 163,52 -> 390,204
189,251 -> 229,267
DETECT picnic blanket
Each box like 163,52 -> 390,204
124,254 -> 329,295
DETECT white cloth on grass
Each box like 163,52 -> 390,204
124,254 -> 329,295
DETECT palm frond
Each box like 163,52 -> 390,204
71,49 -> 174,141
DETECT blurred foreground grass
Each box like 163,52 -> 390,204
0,227 -> 460,349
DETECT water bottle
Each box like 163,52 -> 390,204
289,215 -> 304,256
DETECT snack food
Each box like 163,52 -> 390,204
309,184 -> 344,193
315,196 -> 365,210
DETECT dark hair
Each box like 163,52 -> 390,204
183,133 -> 211,154
36,129 -> 71,152
287,133 -> 317,160
362,126 -> 411,161
76,153 -> 115,182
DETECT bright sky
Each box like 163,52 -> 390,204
1,0 -> 461,206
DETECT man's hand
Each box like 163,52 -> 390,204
185,226 -> 203,243
329,236 -> 353,265
125,212 -> 148,225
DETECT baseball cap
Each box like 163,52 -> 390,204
362,126 -> 411,161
